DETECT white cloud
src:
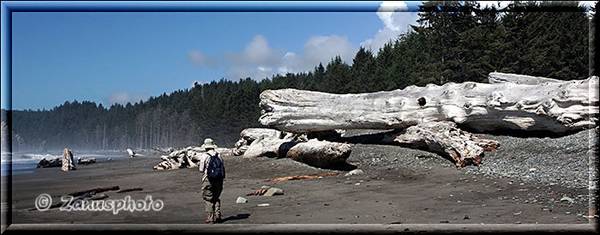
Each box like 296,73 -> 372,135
220,34 -> 355,80
361,1 -> 419,51
224,35 -> 285,79
188,50 -> 220,68
376,1 -> 410,31
189,1 -> 423,79
107,92 -> 146,105
303,35 -> 354,67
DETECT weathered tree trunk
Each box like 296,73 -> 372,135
61,148 -> 76,172
488,72 -> 562,84
259,75 -> 598,135
242,137 -> 292,159
233,128 -> 287,156
286,139 -> 353,169
392,121 -> 499,167
237,130 -> 352,169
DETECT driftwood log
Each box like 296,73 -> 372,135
259,75 -> 598,135
153,146 -> 204,170
306,122 -> 498,167
234,128 -> 352,169
286,139 -> 353,169
488,72 -> 562,84
233,128 -> 287,156
68,186 -> 120,198
392,121 -> 499,167
153,146 -> 232,170
37,158 -> 62,168
61,148 -> 76,172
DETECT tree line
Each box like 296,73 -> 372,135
7,1 -> 595,151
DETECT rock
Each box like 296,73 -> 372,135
264,187 -> 284,196
560,195 -> 575,204
344,169 -> 365,177
77,157 -> 96,165
37,158 -> 62,168
236,196 -> 248,204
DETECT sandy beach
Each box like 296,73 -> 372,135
7,129 -> 596,225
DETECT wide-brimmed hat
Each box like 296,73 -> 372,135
201,138 -> 218,150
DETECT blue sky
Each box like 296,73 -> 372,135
6,1 -> 597,110
8,1 -> 425,110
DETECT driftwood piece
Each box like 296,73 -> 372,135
242,137 -> 292,159
77,157 -> 96,165
267,172 -> 339,183
117,187 -> 143,193
233,128 -> 288,156
240,128 -> 284,141
488,72 -> 562,84
153,146 -> 232,170
68,186 -> 120,198
61,148 -> 76,172
392,121 -> 499,167
286,139 -> 353,169
153,146 -> 204,170
235,128 -> 353,169
259,75 -> 598,135
37,158 -> 62,168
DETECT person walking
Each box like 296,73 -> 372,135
198,138 -> 225,224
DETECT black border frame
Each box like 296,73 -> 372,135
0,1 -> 598,234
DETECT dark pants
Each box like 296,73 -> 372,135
202,178 -> 223,216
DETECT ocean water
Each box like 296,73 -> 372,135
1,151 -> 130,175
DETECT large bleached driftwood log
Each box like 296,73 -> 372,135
242,136 -> 293,158
233,128 -> 288,156
392,121 -> 499,167
313,122 -> 498,167
488,72 -> 562,84
286,139 -> 352,169
259,76 -> 598,135
235,128 -> 352,169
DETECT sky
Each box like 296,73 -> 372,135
6,1 -> 597,110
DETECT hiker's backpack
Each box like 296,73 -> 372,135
205,153 -> 224,179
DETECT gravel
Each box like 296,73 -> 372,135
465,128 -> 598,189
347,128 -> 598,189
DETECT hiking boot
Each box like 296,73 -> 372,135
205,213 -> 215,224
215,212 -> 223,223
